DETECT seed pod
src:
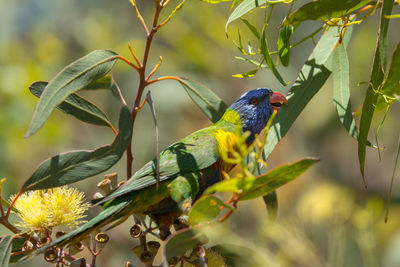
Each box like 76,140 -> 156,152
97,178 -> 112,194
69,241 -> 84,255
130,224 -> 142,238
131,244 -> 144,259
95,232 -> 109,250
44,248 -> 57,262
147,241 -> 160,256
140,251 -> 153,263
55,231 -> 66,239
168,256 -> 179,266
104,172 -> 118,189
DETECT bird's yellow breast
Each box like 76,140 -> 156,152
214,129 -> 239,155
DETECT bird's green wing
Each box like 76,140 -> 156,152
97,126 -> 221,204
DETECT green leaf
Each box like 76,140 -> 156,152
163,228 -> 208,261
264,26 -> 339,157
210,244 -> 258,267
29,81 -> 113,128
21,106 -> 132,191
240,18 -> 260,39
263,191 -> 278,221
177,77 -> 227,123
260,25 -> 287,86
277,25 -> 294,67
226,0 -> 268,33
205,158 -> 319,199
376,42 -> 400,112
358,0 -> 394,182
283,0 -> 371,26
9,237 -> 31,263
0,235 -> 13,267
332,43 -> 362,141
25,50 -> 119,137
232,68 -> 259,78
188,195 -> 233,225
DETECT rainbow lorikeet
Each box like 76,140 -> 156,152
40,88 -> 287,249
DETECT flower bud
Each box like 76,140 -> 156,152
68,241 -> 84,255
44,248 -> 57,262
97,178 -> 112,194
104,173 -> 118,189
92,192 -> 104,200
95,232 -> 109,251
130,224 -> 142,238
22,240 -> 34,251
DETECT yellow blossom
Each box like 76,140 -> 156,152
11,186 -> 90,231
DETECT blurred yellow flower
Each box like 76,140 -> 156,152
11,186 -> 90,231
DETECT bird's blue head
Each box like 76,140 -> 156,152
227,88 -> 287,143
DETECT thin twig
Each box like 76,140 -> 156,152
129,0 -> 150,35
145,57 -> 163,81
128,42 -> 142,68
116,55 -> 140,71
5,191 -> 21,219
147,75 -> 182,85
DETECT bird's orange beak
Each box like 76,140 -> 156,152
270,91 -> 288,112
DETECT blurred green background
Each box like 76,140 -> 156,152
1,0 -> 400,266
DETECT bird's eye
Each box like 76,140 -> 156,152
249,97 -> 258,105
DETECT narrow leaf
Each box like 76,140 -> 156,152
164,228 -> 208,261
226,0 -> 268,33
232,68 -> 258,78
177,77 -> 228,123
332,43 -> 361,141
21,106 -> 132,191
277,25 -> 294,67
260,25 -> 287,86
240,18 -> 260,39
264,26 -> 339,157
188,195 -> 233,226
376,42 -> 400,112
283,0 -> 371,25
211,244 -> 258,267
384,133 -> 400,222
25,50 -> 119,137
205,158 -> 319,199
263,191 -> 278,221
29,81 -> 113,128
358,0 -> 394,182
0,235 -> 13,267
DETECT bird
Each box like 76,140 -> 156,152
39,88 -> 287,250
